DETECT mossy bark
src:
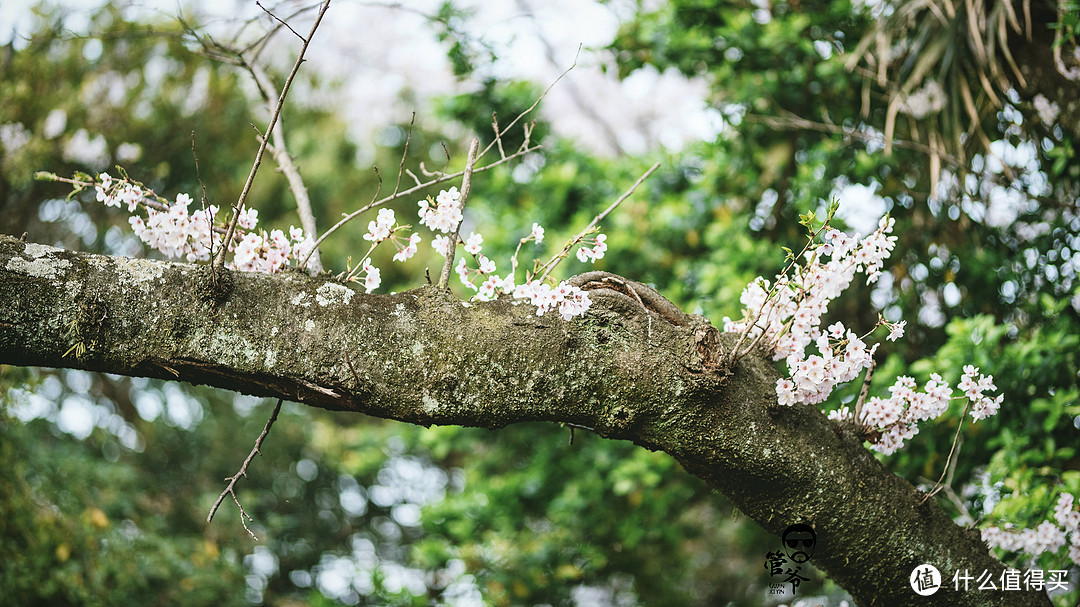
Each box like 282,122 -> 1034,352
0,235 -> 1051,606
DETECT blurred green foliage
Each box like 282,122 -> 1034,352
1,0 -> 1079,605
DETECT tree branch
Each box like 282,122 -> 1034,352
0,235 -> 1049,606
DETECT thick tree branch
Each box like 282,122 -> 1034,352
0,235 -> 1049,606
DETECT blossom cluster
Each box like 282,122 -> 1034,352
727,212 -> 1003,454
90,170 -> 601,320
415,192 -> 595,320
351,207 -> 422,292
418,186 -> 464,234
95,172 -> 313,271
575,233 -> 607,262
982,492 -> 1080,566
232,226 -> 313,274
826,366 -> 1000,454
726,215 -> 899,405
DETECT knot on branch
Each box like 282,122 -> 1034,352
196,265 -> 234,304
691,323 -> 725,373
569,271 -> 691,327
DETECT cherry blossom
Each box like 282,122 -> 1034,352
364,208 -> 396,242
464,232 -> 483,255
418,186 -> 463,234
575,233 -> 608,263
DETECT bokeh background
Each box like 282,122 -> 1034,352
1,1 -> 1078,605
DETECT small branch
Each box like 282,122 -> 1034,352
215,0 -> 332,271
299,141 -> 540,269
390,113 -> 416,202
920,400 -> 970,505
438,138 -> 480,289
535,162 -> 659,284
257,1 -> 306,41
492,112 -> 507,159
191,131 -> 216,263
476,44 -> 580,162
206,398 -> 284,540
300,49 -> 573,270
249,62 -> 323,272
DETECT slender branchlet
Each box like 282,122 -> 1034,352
207,398 -> 284,540
438,138 -> 480,289
535,162 -> 659,284
215,0 -> 332,271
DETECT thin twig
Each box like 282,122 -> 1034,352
301,141 -> 540,269
438,138 -> 480,289
390,113 -> 417,201
248,61 -> 323,272
257,1 -> 306,41
343,348 -> 361,387
492,112 -> 506,159
476,44 -> 580,162
299,47 -> 575,270
207,398 -> 284,540
191,130 -> 216,264
215,0 -> 332,271
535,162 -> 660,284
920,400 -> 970,505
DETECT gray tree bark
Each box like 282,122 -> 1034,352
0,234 -> 1051,606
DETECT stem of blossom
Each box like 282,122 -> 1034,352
216,0 -> 331,271
727,221 -> 830,365
920,399 -> 970,505
438,138 -> 480,289
535,162 -> 660,284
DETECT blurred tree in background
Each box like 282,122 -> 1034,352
1,0 -> 1078,605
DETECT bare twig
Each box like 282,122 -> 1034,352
920,400 -> 971,505
535,162 -> 660,284
257,1 -> 306,41
390,113 -> 417,201
515,0 -> 625,154
207,398 -> 284,540
438,138 -> 480,289
215,0 -> 332,271
299,48 -> 575,270
191,131 -> 216,263
248,61 -> 323,272
476,44 -> 580,163
300,140 -> 540,269
492,112 -> 506,159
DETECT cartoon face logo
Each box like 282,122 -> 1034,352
782,523 -> 816,563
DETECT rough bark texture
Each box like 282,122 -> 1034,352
0,235 -> 1052,606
